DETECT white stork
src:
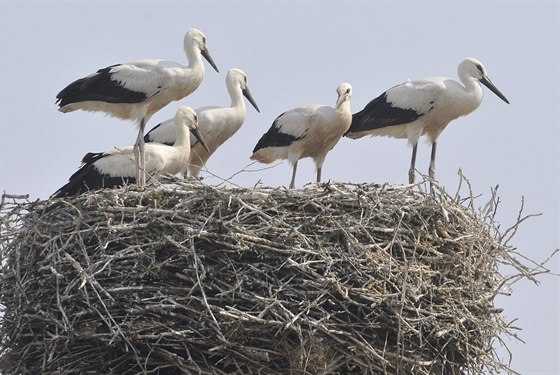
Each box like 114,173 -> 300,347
52,106 -> 209,198
346,57 -> 509,186
144,68 -> 260,177
251,83 -> 352,189
56,28 -> 219,186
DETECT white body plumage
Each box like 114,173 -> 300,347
52,106 -> 208,198
346,58 -> 509,185
56,28 -> 219,186
251,83 -> 353,188
144,68 -> 260,177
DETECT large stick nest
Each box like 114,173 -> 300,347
0,178 -> 538,374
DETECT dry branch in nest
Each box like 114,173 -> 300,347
0,178 -> 546,374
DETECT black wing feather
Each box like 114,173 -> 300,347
252,113 -> 306,153
144,122 -> 170,144
56,65 -> 147,107
52,152 -> 136,198
346,91 -> 422,136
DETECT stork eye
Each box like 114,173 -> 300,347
476,64 -> 484,74
346,88 -> 351,94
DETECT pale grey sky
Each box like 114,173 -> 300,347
1,1 -> 558,373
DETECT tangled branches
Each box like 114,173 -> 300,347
0,179 -> 545,374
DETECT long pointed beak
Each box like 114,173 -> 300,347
191,127 -> 210,152
480,76 -> 510,104
336,93 -> 349,108
201,48 -> 219,73
242,87 -> 260,113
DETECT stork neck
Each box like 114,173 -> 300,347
174,121 -> 190,148
230,86 -> 246,112
462,77 -> 484,110
185,46 -> 205,73
458,70 -> 484,99
336,98 -> 351,114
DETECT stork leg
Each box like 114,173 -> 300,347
133,138 -> 141,184
316,167 -> 322,184
133,118 -> 147,187
289,161 -> 298,189
408,143 -> 418,184
428,141 -> 437,193
139,135 -> 146,186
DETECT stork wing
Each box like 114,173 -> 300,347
108,60 -> 184,98
56,63 -> 163,107
52,149 -> 134,198
252,106 -> 318,153
348,79 -> 445,135
144,118 -> 176,145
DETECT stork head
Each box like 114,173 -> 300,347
175,106 -> 210,152
459,58 -> 509,104
184,28 -> 219,73
335,82 -> 352,109
227,68 -> 260,113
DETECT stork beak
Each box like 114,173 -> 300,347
336,92 -> 349,108
242,87 -> 260,113
191,127 -> 210,152
201,48 -> 219,73
479,76 -> 510,104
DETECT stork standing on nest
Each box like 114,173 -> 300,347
346,57 -> 509,186
56,28 -> 219,186
251,83 -> 352,189
144,68 -> 260,177
52,106 -> 209,198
